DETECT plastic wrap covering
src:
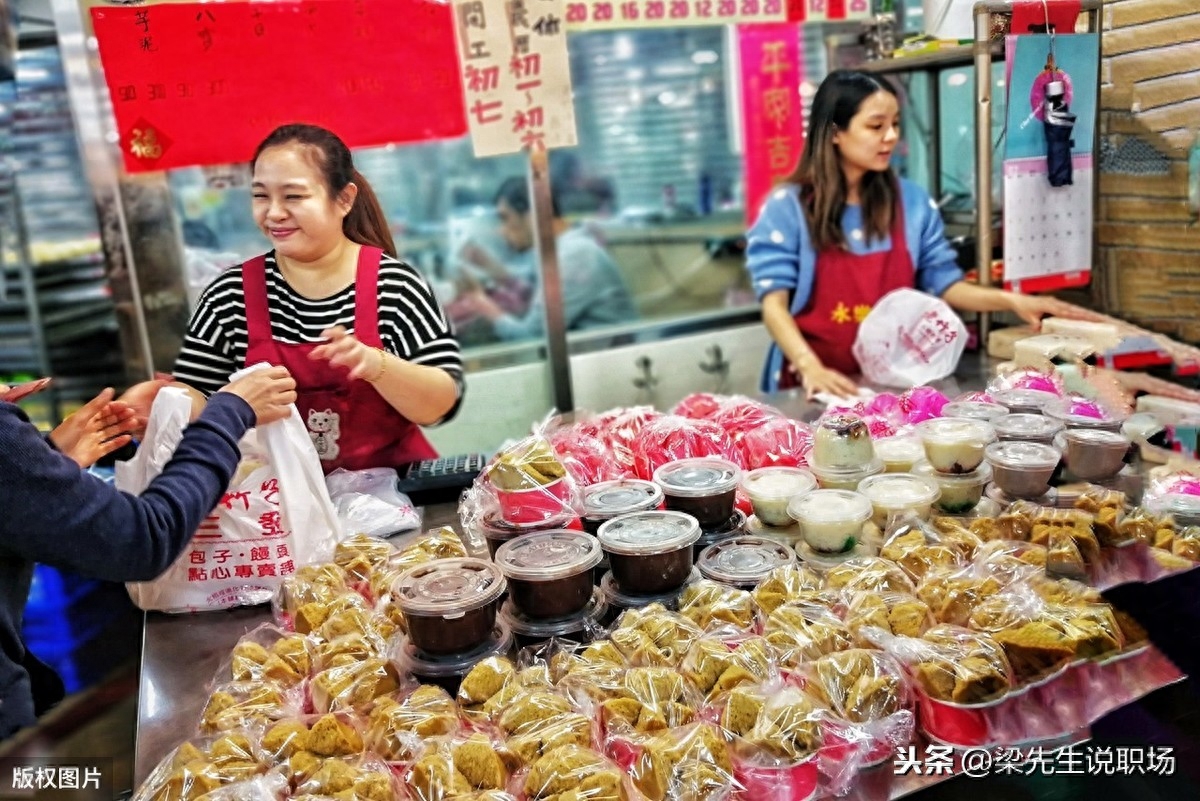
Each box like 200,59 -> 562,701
879,516 -> 981,583
549,423 -> 630,486
843,591 -> 935,646
762,603 -> 852,670
631,415 -> 741,480
680,635 -> 776,702
404,732 -> 514,801
750,565 -> 823,616
521,744 -> 631,801
608,604 -> 705,667
325,467 -> 422,537
822,556 -> 917,595
479,431 -> 582,526
717,684 -> 822,801
677,580 -> 758,632
365,685 -> 460,762
734,415 -> 814,470
133,733 -> 270,801
626,723 -> 736,801
583,406 -> 664,475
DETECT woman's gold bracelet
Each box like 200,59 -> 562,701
367,347 -> 388,383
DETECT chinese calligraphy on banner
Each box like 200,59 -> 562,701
90,0 -> 467,173
739,23 -> 803,225
454,0 -> 578,158
556,0 -> 868,30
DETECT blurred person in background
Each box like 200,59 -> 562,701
453,176 -> 636,341
0,367 -> 296,739
746,70 -> 1102,399
171,124 -> 463,472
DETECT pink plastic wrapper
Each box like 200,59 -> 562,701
735,415 -> 814,469
990,369 -> 1066,397
589,406 -> 664,474
548,425 -> 629,486
632,415 -> 741,479
673,392 -> 727,420
900,386 -> 950,423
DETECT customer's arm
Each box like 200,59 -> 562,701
0,369 -> 295,582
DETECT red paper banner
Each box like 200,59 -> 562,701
91,0 -> 467,173
739,23 -> 803,226
1011,0 -> 1083,35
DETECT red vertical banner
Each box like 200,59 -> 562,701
739,23 -> 803,227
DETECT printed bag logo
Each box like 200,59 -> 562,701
306,408 -> 341,461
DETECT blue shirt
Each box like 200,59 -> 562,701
745,178 -> 965,391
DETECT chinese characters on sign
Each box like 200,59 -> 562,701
2,759 -> 112,797
894,744 -> 1176,779
454,0 -> 578,157
739,23 -> 803,225
563,0 -> 784,30
91,0 -> 467,172
187,478 -> 296,587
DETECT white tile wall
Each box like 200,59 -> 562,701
424,323 -> 773,454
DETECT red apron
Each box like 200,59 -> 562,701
780,196 -> 915,385
242,246 -> 438,473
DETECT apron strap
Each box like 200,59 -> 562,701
353,246 -> 384,348
241,254 -> 272,351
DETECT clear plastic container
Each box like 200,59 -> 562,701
599,568 -> 699,624
395,623 -> 514,695
654,457 -> 742,529
581,479 -> 664,535
856,473 -> 941,528
914,462 -> 993,514
1145,493 -> 1200,527
941,401 -> 1010,423
1060,428 -> 1131,482
787,489 -> 873,554
812,414 -> 876,469
498,588 -> 608,649
741,467 -> 818,527
984,441 -> 1062,500
694,508 -> 749,558
393,558 -> 507,655
873,436 -> 926,473
597,510 -> 702,595
745,515 -> 805,551
795,538 -> 879,570
1045,397 -> 1128,434
992,413 -> 1065,445
989,388 -> 1060,415
810,458 -> 885,491
495,530 -> 603,620
916,418 -> 997,474
477,510 -> 579,559
696,535 -> 797,589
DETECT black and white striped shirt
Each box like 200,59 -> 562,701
173,252 -> 464,420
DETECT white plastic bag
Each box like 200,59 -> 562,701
852,288 -> 967,388
326,467 -> 422,537
117,365 -> 342,612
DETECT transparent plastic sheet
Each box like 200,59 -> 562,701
734,415 -> 815,470
673,392 -> 728,420
677,580 -> 758,632
987,368 -> 1066,398
802,649 -> 915,794
762,603 -> 852,671
197,680 -> 302,735
292,753 -> 399,800
593,664 -> 703,742
210,625 -> 312,691
310,652 -> 405,714
965,589 -> 1088,686
714,684 -> 821,801
914,562 -> 1009,628
842,591 -> 935,646
581,406 -> 664,475
710,397 -> 784,465
680,634 -> 777,702
879,515 -> 979,584
821,556 -> 916,595
404,731 -> 515,801
331,533 -> 398,592
751,565 -> 823,616
621,722 -> 737,801
196,770 -> 289,801
608,603 -> 705,668
970,540 -> 1048,586
272,564 -> 352,632
325,467 -> 422,537
824,387 -> 951,442
966,500 -> 1040,543
134,732 -> 270,801
519,743 -> 634,801
365,685 -> 461,763
481,425 -> 584,525
631,415 -> 742,480
548,422 -> 630,486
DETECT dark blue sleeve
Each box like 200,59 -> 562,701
0,393 -> 255,582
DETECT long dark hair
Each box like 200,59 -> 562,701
252,124 -> 397,257
785,70 -> 899,253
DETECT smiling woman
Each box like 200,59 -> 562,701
745,69 -> 1101,400
171,124 -> 464,472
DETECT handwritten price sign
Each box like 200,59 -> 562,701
564,0 -> 785,29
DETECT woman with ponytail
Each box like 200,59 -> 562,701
746,70 -> 1100,399
173,124 -> 462,471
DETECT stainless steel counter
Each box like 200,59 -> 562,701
131,352 -> 1009,796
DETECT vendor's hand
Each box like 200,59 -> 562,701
117,377 -> 173,422
50,388 -> 139,467
219,366 -> 296,425
309,325 -> 384,381
794,357 -> 858,401
1007,293 -> 1108,331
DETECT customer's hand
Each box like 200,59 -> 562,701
309,326 -> 383,381
794,357 -> 858,401
117,377 -> 173,422
219,366 -> 296,425
1007,293 -> 1108,331
50,388 -> 139,467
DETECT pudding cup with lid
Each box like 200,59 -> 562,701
654,457 -> 741,530
989,388 -> 1060,415
696,535 -> 797,590
985,441 -> 1062,500
1045,397 -> 1128,434
741,466 -> 817,527
597,510 -> 702,595
1060,429 -> 1131,482
810,458 -> 885,491
495,530 -> 603,620
856,473 -> 941,528
992,413 -> 1065,445
393,558 -> 507,655
916,418 -> 996,474
787,489 -> 873,554
873,436 -> 926,473
941,401 -> 1010,423
581,479 -> 663,535
812,414 -> 876,469
914,461 -> 993,514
